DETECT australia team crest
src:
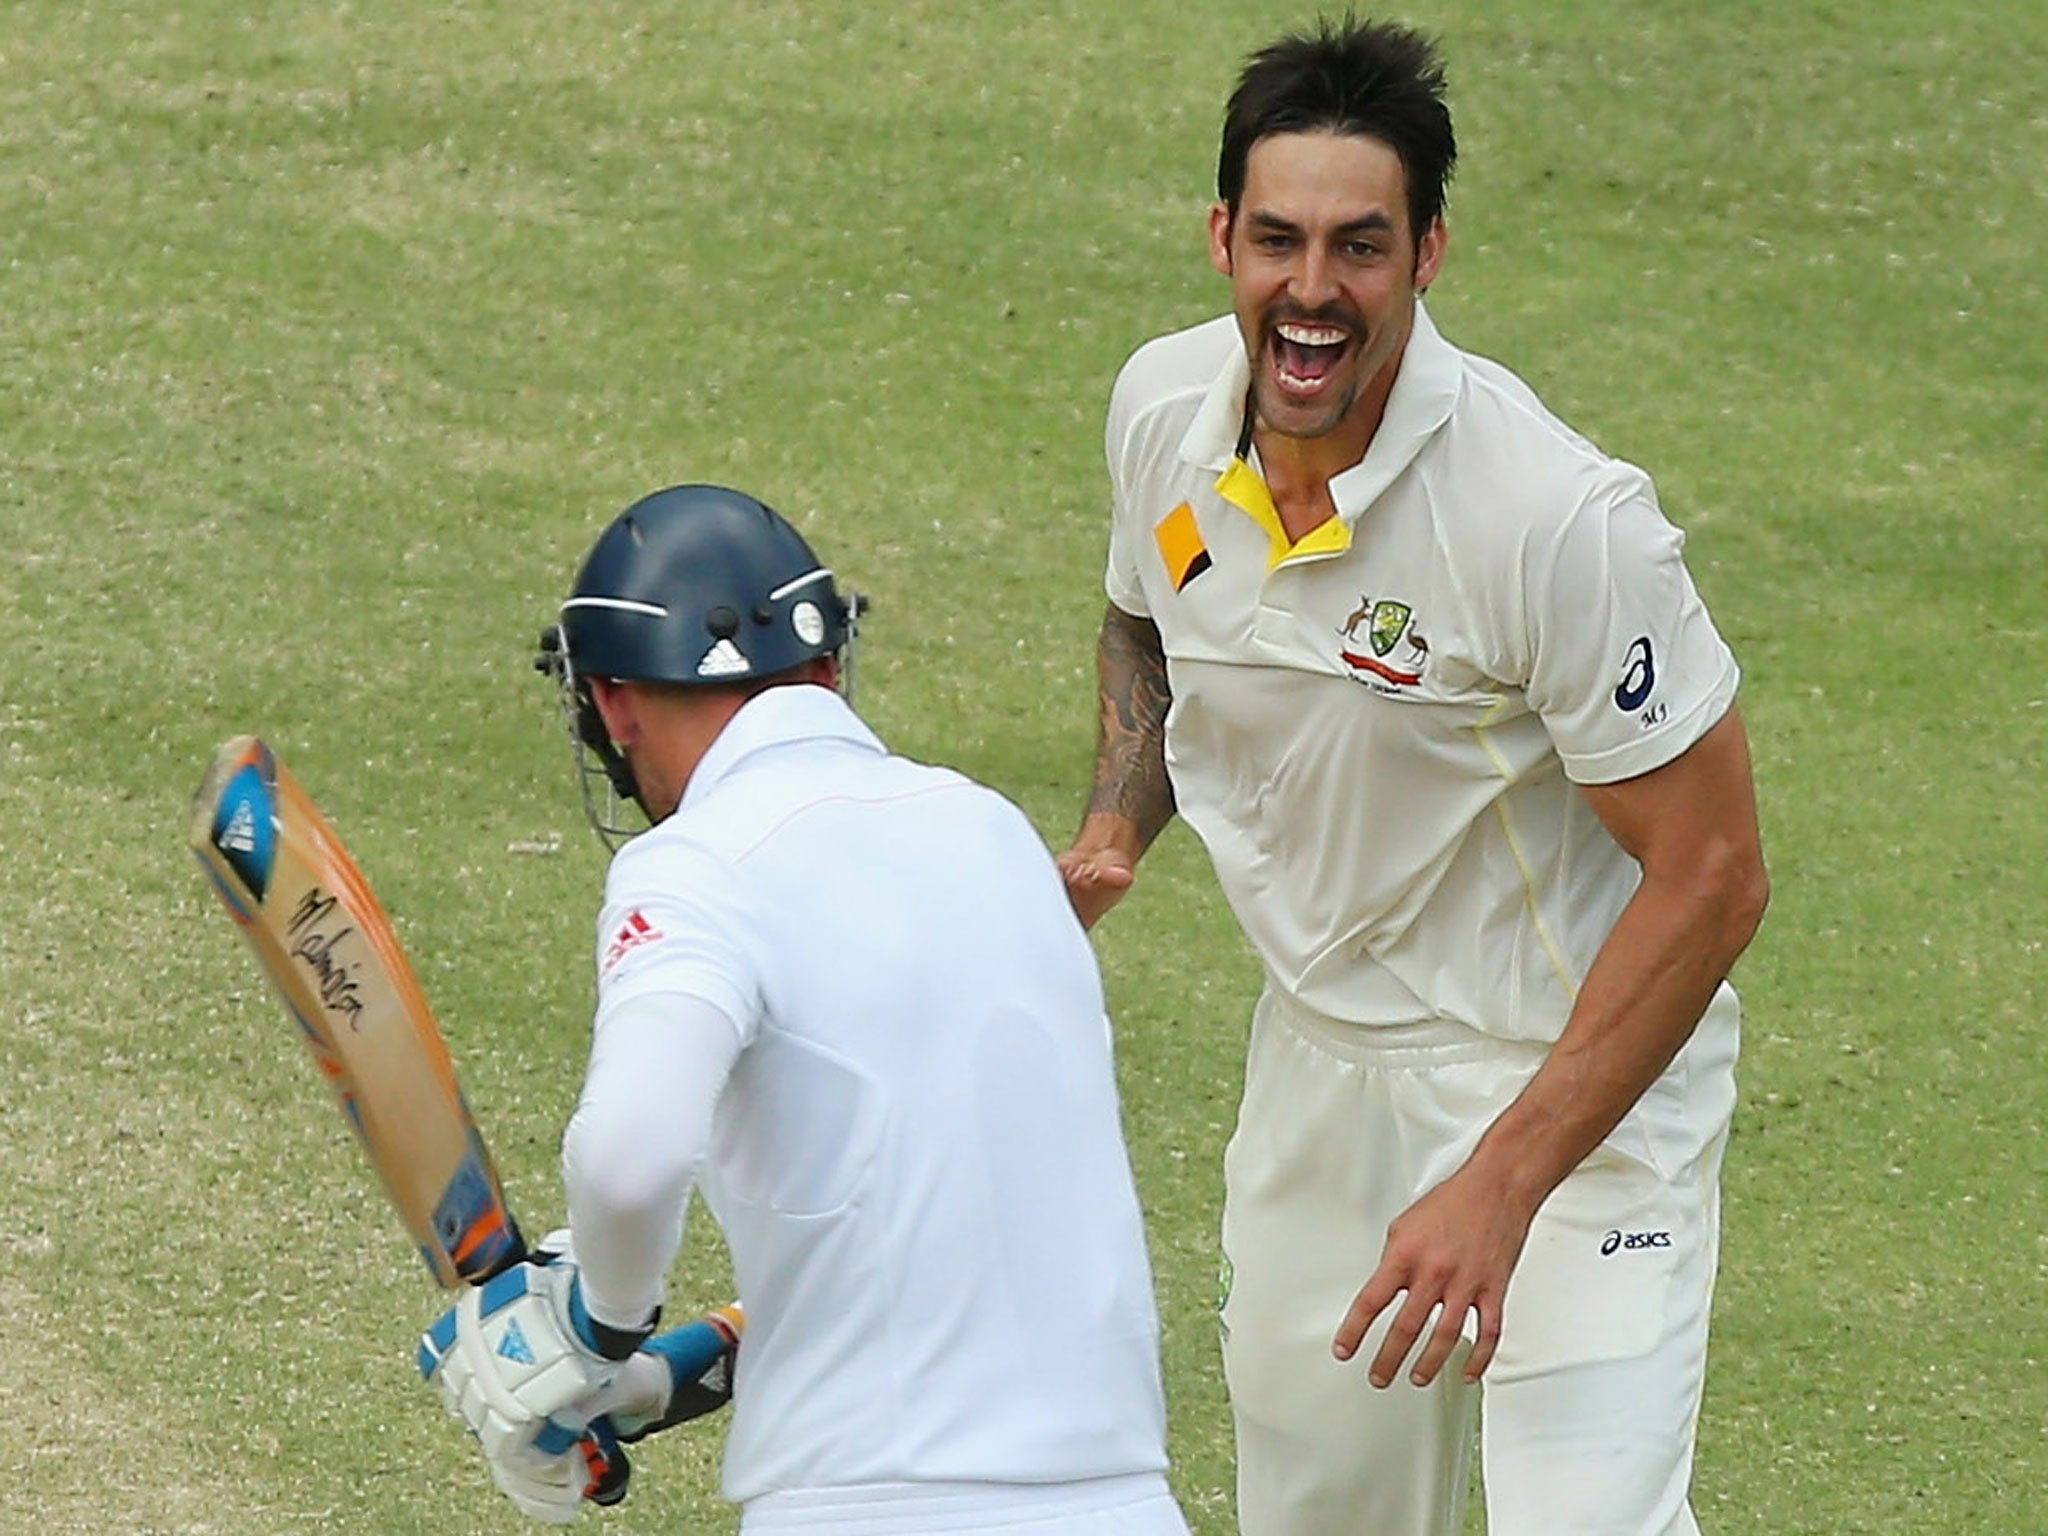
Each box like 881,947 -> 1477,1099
1338,595 -> 1429,689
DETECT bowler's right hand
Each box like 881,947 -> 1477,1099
1056,844 -> 1136,930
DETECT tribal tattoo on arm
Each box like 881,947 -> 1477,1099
1087,603 -> 1176,852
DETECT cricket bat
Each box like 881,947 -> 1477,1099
189,734 -> 629,1499
190,733 -> 524,1285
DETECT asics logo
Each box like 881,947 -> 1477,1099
1613,636 -> 1656,712
1600,1229 -> 1672,1256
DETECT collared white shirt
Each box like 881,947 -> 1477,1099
1103,305 -> 1741,1049
590,686 -> 1170,1503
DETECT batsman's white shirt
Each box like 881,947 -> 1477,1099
1105,304 -> 1742,1165
582,686 -> 1173,1522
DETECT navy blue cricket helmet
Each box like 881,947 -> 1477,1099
561,484 -> 852,686
538,485 -> 860,845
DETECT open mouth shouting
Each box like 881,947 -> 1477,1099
1268,317 -> 1358,399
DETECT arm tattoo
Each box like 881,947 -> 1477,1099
1087,604 -> 1176,849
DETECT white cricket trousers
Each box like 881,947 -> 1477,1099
1220,990 -> 1731,1536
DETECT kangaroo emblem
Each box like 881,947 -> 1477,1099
1337,596 -> 1428,687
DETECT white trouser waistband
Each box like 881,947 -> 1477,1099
741,1472 -> 1174,1536
1260,986 -> 1546,1071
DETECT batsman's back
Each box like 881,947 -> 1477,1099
594,685 -> 1168,1502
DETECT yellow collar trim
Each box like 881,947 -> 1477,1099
1215,457 -> 1352,570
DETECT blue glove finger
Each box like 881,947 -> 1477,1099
418,1306 -> 459,1381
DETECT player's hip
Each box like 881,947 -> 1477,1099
1221,985 -> 1727,1381
1232,984 -> 1736,1186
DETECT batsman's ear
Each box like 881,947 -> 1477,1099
587,676 -> 638,747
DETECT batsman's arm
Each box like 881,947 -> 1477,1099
564,988 -> 743,1326
1057,602 -> 1175,930
439,988 -> 735,1503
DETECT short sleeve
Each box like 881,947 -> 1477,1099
594,834 -> 762,1045
1525,478 -> 1740,785
1103,361 -> 1154,619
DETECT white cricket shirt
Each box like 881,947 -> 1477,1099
586,686 -> 1170,1505
1104,305 -> 1742,1052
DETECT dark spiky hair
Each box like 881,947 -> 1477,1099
1218,16 -> 1456,240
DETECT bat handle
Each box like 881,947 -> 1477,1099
582,1417 -> 631,1506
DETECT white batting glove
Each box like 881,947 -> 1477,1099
459,1335 -> 725,1524
418,1254 -> 652,1467
482,1440 -> 589,1526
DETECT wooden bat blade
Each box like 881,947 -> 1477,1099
190,735 -> 525,1287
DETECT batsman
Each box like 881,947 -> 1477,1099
423,485 -> 1188,1536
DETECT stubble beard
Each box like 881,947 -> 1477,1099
1248,301 -> 1369,442
1251,363 -> 1362,442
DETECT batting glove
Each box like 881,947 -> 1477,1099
482,1442 -> 585,1526
479,1417 -> 628,1526
418,1253 -> 656,1467
611,1304 -> 744,1442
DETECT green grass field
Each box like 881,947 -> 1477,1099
2,2 -> 2042,1531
